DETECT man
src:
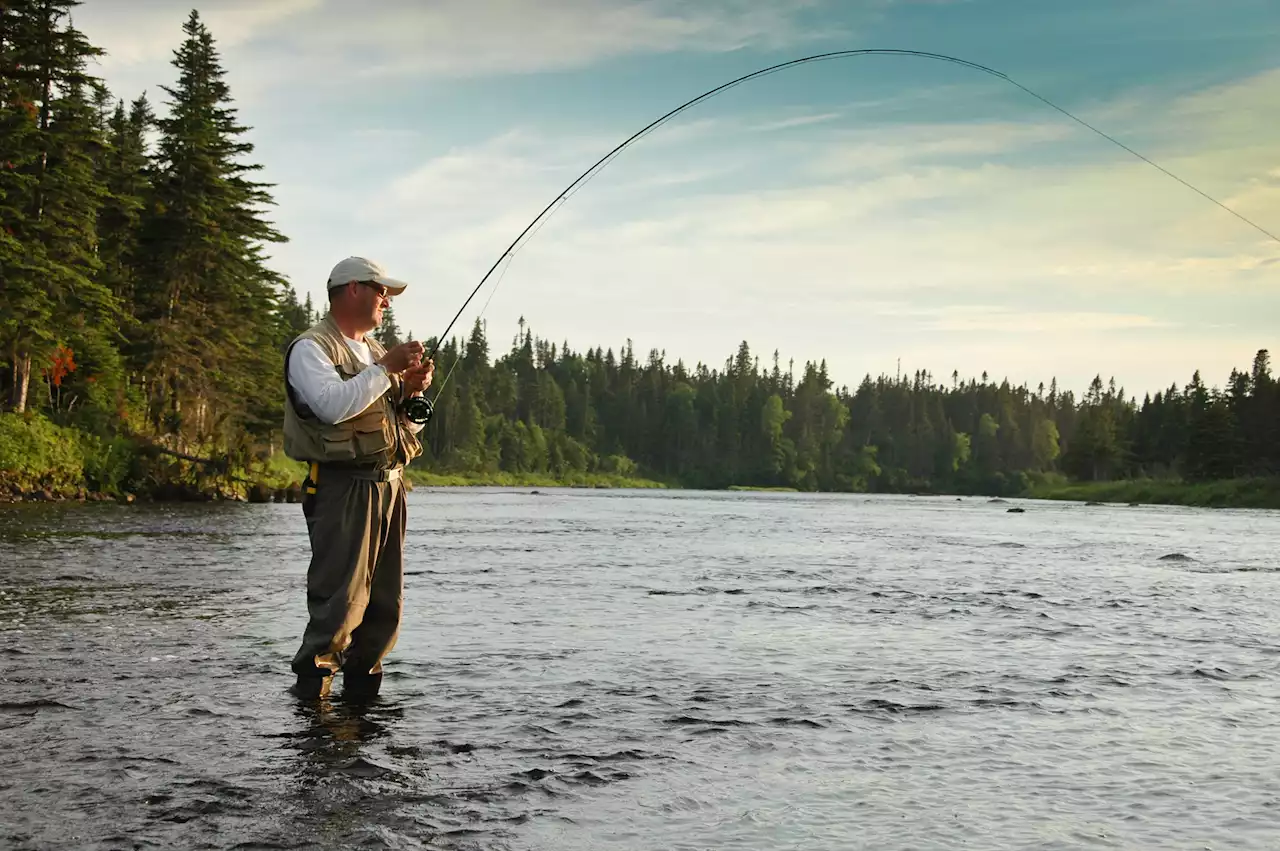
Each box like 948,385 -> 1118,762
282,256 -> 434,701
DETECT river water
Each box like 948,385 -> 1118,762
2,489 -> 1279,850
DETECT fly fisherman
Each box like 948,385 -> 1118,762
282,256 -> 434,701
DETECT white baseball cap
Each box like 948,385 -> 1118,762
326,256 -> 409,296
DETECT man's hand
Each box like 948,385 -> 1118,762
402,359 -> 434,396
377,341 -> 425,374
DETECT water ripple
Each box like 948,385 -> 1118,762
2,493 -> 1280,849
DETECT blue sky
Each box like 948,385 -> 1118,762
74,0 -> 1279,398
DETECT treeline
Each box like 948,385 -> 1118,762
1,4 -> 1275,499
396,311 -> 1278,494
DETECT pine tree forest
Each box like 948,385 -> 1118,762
1,5 -> 1276,500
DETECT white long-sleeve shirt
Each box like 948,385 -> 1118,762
287,336 -> 424,433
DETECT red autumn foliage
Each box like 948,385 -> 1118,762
44,346 -> 77,387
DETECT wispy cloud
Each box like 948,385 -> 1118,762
74,0 -> 838,110
75,0 -> 321,67
748,111 -> 847,132
81,0 -> 833,78
919,307 -> 1176,334
344,57 -> 1278,393
362,62 -> 1280,296
809,120 -> 1076,175
67,0 -> 1280,397
324,0 -> 834,79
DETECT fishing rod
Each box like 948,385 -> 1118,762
399,48 -> 1279,425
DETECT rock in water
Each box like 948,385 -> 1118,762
1007,507 -> 1025,514
1158,553 -> 1194,562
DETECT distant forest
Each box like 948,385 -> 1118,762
2,4 -> 1275,497
387,313 -> 1279,494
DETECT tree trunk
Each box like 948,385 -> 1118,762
11,353 -> 31,413
34,4 -> 53,223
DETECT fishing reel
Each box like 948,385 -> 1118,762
402,394 -> 435,425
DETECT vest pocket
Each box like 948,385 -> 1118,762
321,435 -> 357,461
354,421 -> 393,457
319,422 -> 391,461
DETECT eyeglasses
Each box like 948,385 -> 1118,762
356,281 -> 392,302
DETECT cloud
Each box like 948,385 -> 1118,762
73,0 -> 321,67
917,307 -> 1176,334
305,0 -> 833,79
338,61 -> 1278,396
70,0 -> 841,124
361,66 -> 1280,295
69,0 -> 1274,397
76,0 -> 832,85
808,120 -> 1076,174
748,111 -> 847,132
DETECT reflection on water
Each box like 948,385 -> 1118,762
287,698 -> 399,772
3,491 -> 1280,850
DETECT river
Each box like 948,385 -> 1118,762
2,489 -> 1279,850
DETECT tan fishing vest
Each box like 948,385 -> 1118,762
283,314 -> 422,469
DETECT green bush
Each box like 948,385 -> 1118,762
258,451 -> 308,489
0,412 -> 86,493
77,433 -> 139,495
598,454 -> 637,476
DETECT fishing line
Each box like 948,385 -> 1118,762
402,48 -> 1278,425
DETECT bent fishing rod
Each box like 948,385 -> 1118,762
399,47 -> 1279,425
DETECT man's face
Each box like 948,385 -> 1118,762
356,281 -> 391,328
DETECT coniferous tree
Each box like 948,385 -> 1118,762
0,1 -> 46,411
0,0 -> 111,414
138,10 -> 287,450
40,49 -> 122,426
96,94 -> 153,338
374,302 -> 402,348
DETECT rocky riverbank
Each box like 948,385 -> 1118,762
0,484 -> 129,504
0,479 -> 305,505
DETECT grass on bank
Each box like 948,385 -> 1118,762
4,412 -> 1278,507
1025,474 -> 1280,509
0,412 -> 667,497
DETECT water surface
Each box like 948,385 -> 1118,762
3,490 -> 1279,849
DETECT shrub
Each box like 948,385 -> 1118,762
0,412 -> 86,493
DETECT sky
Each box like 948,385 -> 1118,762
70,0 -> 1280,400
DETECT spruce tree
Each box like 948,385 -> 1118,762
0,0 -> 113,414
40,53 -> 122,425
0,2 -> 46,410
277,282 -> 314,346
139,10 -> 287,449
96,94 -> 152,326
374,302 -> 402,348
